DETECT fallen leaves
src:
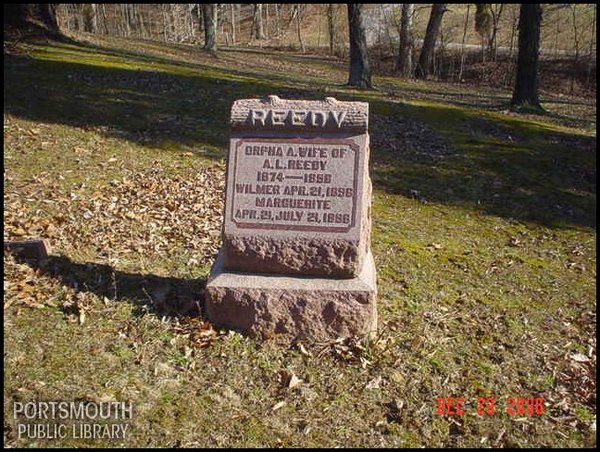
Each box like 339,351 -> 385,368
546,340 -> 597,423
278,369 -> 303,390
288,373 -> 302,389
570,353 -> 590,363
271,401 -> 286,412
3,257 -> 59,310
294,341 -> 312,357
384,399 -> 405,424
4,161 -> 225,265
189,321 -> 217,348
3,250 -> 101,324
316,336 -> 368,363
171,317 -> 218,349
365,375 -> 382,390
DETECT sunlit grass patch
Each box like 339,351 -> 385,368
3,33 -> 596,447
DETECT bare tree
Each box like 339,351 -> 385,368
98,4 -> 108,35
274,4 -> 280,36
137,4 -> 148,38
416,4 -> 446,79
81,4 -> 95,33
264,4 -> 270,39
294,5 -> 305,52
203,4 -> 217,51
508,4 -> 519,59
252,4 -> 265,40
489,4 -> 504,61
5,4 -> 60,35
458,5 -> 470,81
326,4 -> 338,55
475,4 -> 492,62
161,4 -> 169,41
570,4 -> 581,94
397,4 -> 414,77
347,4 -> 371,88
586,4 -> 596,88
91,4 -> 98,33
327,4 -> 335,54
230,4 -> 236,44
511,4 -> 543,111
121,4 -> 130,37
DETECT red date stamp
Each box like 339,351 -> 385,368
436,397 -> 545,416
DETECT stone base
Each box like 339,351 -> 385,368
205,250 -> 377,341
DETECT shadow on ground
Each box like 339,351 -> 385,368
4,37 -> 596,229
3,42 -> 329,154
18,254 -> 206,318
369,100 -> 596,229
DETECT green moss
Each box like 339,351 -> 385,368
4,33 -> 595,449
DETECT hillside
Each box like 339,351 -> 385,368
51,4 -> 597,97
3,31 -> 596,448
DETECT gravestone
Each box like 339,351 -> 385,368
206,96 -> 377,340
4,239 -> 50,260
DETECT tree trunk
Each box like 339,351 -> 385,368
81,4 -> 94,33
553,9 -> 560,58
161,4 -> 169,41
172,4 -> 180,41
570,4 -> 580,95
347,4 -> 372,88
37,4 -> 59,32
317,5 -> 323,48
295,5 -> 305,52
122,4 -> 131,37
4,3 -> 60,35
99,4 -> 108,34
397,3 -> 414,77
511,4 -> 542,110
198,4 -> 204,35
509,6 -> 518,59
91,4 -> 98,33
203,4 -> 217,51
253,4 -> 265,40
327,4 -> 336,54
188,4 -> 195,40
489,4 -> 504,62
458,5 -> 470,81
416,4 -> 446,79
475,4 -> 492,63
586,4 -> 596,89
265,3 -> 269,39
230,4 -> 236,44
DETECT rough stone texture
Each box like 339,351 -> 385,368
223,117 -> 371,278
4,239 -> 50,260
223,236 -> 361,278
206,250 -> 377,341
230,96 -> 368,133
206,96 -> 377,341
223,167 -> 372,278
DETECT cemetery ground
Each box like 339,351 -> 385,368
3,33 -> 596,448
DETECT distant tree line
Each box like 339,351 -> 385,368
7,4 -> 596,111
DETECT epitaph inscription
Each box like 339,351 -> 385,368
230,138 -> 359,232
222,96 -> 372,277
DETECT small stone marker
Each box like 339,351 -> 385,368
206,96 -> 377,340
4,239 -> 50,260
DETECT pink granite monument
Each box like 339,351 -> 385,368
206,96 -> 377,340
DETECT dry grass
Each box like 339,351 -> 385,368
3,32 -> 596,447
